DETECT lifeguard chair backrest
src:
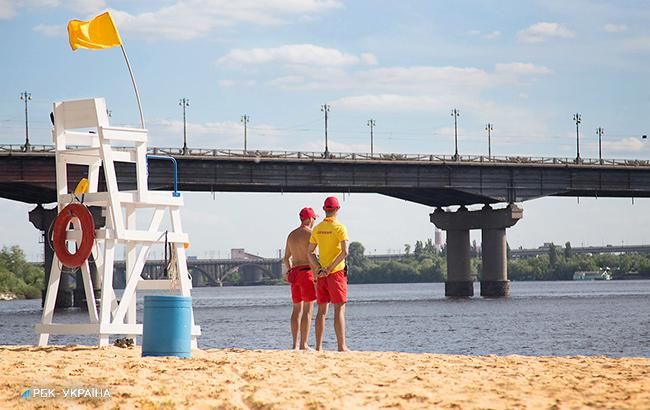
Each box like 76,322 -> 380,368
53,98 -> 109,149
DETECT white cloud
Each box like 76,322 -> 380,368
146,118 -> 286,149
467,30 -> 501,40
604,23 -> 627,33
218,44 -> 376,67
495,62 -> 552,76
0,0 -> 17,19
604,137 -> 645,153
115,1 -> 342,41
517,22 -> 575,43
33,24 -> 65,37
33,1 -> 342,40
623,36 -> 650,53
331,94 -> 449,112
2,0 -> 104,20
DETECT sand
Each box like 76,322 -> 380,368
0,346 -> 648,409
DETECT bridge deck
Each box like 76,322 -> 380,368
3,145 -> 650,206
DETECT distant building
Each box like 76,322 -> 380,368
231,248 -> 264,260
434,227 -> 444,250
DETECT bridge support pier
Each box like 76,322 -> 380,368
431,204 -> 523,298
481,227 -> 509,297
29,204 -> 104,309
445,227 -> 473,297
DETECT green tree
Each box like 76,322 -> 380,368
414,240 -> 424,259
564,241 -> 573,258
0,246 -> 44,299
348,241 -> 369,270
548,243 -> 558,269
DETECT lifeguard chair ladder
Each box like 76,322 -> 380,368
36,97 -> 200,347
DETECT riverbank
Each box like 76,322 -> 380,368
1,346 -> 648,409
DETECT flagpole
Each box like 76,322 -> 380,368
119,45 -> 145,129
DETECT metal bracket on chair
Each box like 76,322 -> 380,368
146,155 -> 181,197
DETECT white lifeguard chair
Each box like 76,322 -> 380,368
36,97 -> 200,347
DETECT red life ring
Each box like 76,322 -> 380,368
52,203 -> 95,268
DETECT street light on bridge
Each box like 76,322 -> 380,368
321,104 -> 330,158
179,98 -> 190,155
596,127 -> 604,163
451,108 -> 460,160
241,115 -> 250,153
573,113 -> 582,162
485,122 -> 493,159
367,119 -> 375,155
19,91 -> 32,151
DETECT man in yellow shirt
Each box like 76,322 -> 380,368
308,196 -> 349,351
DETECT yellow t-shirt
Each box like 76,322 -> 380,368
309,217 -> 349,273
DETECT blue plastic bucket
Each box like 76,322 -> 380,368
142,295 -> 192,358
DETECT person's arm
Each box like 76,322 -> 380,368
282,239 -> 292,281
323,240 -> 349,276
307,242 -> 320,274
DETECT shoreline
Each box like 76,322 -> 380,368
1,346 -> 648,409
0,292 -> 17,301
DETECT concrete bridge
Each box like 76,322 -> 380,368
4,144 -> 650,301
113,257 -> 283,288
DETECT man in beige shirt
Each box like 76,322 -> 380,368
283,207 -> 318,350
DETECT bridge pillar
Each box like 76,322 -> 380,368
445,227 -> 473,297
29,204 -> 105,309
29,205 -> 73,308
481,227 -> 508,297
431,204 -> 523,298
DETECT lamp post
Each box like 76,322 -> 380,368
573,113 -> 582,162
596,127 -> 604,163
485,122 -> 493,159
241,115 -> 250,153
451,108 -> 460,160
20,91 -> 32,151
367,119 -> 375,155
321,104 -> 330,158
179,98 -> 189,155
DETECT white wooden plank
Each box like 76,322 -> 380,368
80,260 -> 99,323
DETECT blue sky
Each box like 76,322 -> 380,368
2,0 -> 650,260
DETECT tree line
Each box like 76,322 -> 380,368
0,246 -> 43,299
347,240 -> 650,283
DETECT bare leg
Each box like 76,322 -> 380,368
315,303 -> 329,351
333,303 -> 347,352
291,302 -> 303,350
300,301 -> 314,350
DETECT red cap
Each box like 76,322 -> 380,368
299,207 -> 318,220
323,196 -> 340,210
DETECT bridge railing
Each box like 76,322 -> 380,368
3,144 -> 650,168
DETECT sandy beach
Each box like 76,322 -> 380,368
0,346 -> 648,409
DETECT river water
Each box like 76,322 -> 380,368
1,281 -> 648,357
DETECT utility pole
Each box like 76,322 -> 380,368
20,91 -> 32,151
179,98 -> 190,155
485,122 -> 493,158
241,115 -> 250,153
367,119 -> 376,155
573,113 -> 581,162
596,127 -> 604,163
321,104 -> 330,158
451,108 -> 460,160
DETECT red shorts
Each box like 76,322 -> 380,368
316,270 -> 347,304
288,265 -> 316,304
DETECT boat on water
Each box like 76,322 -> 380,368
573,268 -> 612,281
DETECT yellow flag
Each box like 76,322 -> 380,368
68,11 -> 122,51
